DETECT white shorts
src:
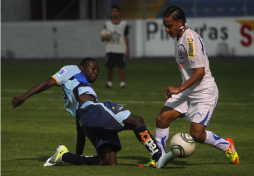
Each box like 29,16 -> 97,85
164,87 -> 218,126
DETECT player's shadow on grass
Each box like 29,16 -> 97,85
117,156 -> 187,169
117,156 -> 227,168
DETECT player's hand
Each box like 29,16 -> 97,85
161,86 -> 181,99
101,36 -> 111,41
11,96 -> 26,109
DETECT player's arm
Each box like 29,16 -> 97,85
101,35 -> 111,41
125,35 -> 130,57
11,78 -> 57,109
162,67 -> 205,99
124,24 -> 130,56
76,120 -> 86,155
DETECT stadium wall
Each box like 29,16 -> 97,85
2,17 -> 254,59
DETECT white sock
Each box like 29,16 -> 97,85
107,81 -> 112,87
155,127 -> 169,155
204,131 -> 230,151
120,82 -> 125,87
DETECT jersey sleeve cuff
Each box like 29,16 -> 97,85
51,76 -> 59,86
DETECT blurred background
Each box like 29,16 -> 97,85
1,0 -> 254,59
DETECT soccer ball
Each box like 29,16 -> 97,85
101,29 -> 112,39
170,133 -> 195,158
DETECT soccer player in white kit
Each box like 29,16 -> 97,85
140,6 -> 239,167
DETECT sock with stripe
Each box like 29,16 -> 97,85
155,127 -> 169,155
204,130 -> 230,151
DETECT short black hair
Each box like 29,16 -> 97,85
111,5 -> 120,11
163,6 -> 186,24
79,58 -> 98,67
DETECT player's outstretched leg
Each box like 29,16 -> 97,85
123,114 -> 174,168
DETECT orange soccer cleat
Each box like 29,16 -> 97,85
224,138 -> 239,164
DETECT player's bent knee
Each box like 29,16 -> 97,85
135,116 -> 145,126
156,114 -> 169,128
125,114 -> 145,128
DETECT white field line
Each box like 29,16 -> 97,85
2,89 -> 56,94
2,97 -> 64,102
2,97 -> 253,106
22,106 -> 63,110
100,92 -> 160,96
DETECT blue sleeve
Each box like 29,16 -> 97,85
124,24 -> 129,36
52,65 -> 80,86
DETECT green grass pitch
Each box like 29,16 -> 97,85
2,59 -> 254,176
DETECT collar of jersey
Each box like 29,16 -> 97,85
73,72 -> 92,88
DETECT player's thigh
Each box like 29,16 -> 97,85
187,89 -> 218,127
78,102 -> 130,132
100,101 -> 131,128
105,53 -> 116,68
157,93 -> 188,128
116,53 -> 126,68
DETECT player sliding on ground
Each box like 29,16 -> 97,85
12,58 -> 173,168
140,6 -> 239,167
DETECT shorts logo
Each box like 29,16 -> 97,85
57,68 -> 66,76
140,130 -> 159,156
187,38 -> 194,58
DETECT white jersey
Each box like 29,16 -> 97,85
104,20 -> 129,54
174,28 -> 217,95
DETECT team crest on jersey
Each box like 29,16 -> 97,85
57,68 -> 66,76
187,38 -> 194,58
